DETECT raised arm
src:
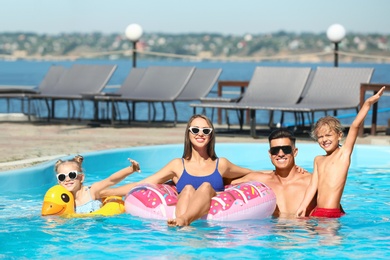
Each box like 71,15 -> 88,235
343,86 -> 385,154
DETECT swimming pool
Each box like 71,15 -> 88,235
1,143 -> 389,259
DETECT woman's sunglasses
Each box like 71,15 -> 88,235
188,126 -> 213,136
56,171 -> 81,182
269,145 -> 293,155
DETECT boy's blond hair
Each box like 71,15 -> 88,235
311,116 -> 344,140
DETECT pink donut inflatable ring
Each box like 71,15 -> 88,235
125,181 -> 276,221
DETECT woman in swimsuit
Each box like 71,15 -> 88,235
102,114 -> 252,226
55,155 -> 140,214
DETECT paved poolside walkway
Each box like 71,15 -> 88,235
0,120 -> 389,172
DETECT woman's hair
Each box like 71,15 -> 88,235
311,116 -> 344,140
54,155 -> 84,173
182,114 -> 217,160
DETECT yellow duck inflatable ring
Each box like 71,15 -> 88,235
41,185 -> 125,217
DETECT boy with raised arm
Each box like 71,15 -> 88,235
296,86 -> 386,218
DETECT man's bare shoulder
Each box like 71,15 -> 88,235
293,170 -> 312,183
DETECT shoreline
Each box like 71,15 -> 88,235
1,121 -> 389,172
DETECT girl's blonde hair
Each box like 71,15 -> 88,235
311,116 -> 344,140
54,155 -> 84,173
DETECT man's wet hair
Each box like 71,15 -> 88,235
268,129 -> 296,145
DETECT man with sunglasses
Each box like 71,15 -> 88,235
231,129 -> 316,218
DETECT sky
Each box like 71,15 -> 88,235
2,0 -> 390,35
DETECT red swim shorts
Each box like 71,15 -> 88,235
310,207 -> 346,218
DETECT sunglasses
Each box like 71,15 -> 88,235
188,126 -> 213,136
269,145 -> 293,155
56,171 -> 81,182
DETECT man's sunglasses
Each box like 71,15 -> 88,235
269,145 -> 293,155
56,171 -> 81,182
188,126 -> 213,136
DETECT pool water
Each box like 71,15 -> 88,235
0,143 -> 389,259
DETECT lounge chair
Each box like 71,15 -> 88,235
176,68 -> 222,101
190,66 -> 312,136
266,67 -> 374,128
0,65 -> 66,95
0,65 -> 66,119
173,68 -> 222,123
95,66 -> 195,125
28,64 -> 117,121
85,67 -> 147,123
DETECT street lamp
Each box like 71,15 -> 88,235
326,24 -> 346,67
125,23 -> 143,67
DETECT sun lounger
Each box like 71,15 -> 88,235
0,65 -> 66,95
84,67 -> 147,122
28,64 -> 117,121
190,66 -> 312,136
264,67 -> 374,128
95,66 -> 195,125
176,68 -> 222,101
0,65 -> 66,119
172,68 -> 222,124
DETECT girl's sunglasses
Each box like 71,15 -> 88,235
56,171 -> 81,182
188,126 -> 213,136
269,145 -> 293,155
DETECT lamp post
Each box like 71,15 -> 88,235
326,24 -> 346,67
125,23 -> 143,68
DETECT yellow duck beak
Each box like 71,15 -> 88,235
41,185 -> 75,216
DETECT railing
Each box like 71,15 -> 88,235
216,81 -> 249,124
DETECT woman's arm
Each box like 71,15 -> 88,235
219,158 -> 252,180
229,171 -> 270,185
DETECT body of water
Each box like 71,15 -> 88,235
0,143 -> 389,259
0,59 -> 389,127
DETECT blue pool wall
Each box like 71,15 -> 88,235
1,143 -> 389,194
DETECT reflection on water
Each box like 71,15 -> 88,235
273,218 -> 342,247
311,218 -> 343,245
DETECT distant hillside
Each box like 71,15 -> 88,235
0,31 -> 389,62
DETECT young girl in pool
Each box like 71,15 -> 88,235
296,86 -> 386,218
55,155 -> 140,214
